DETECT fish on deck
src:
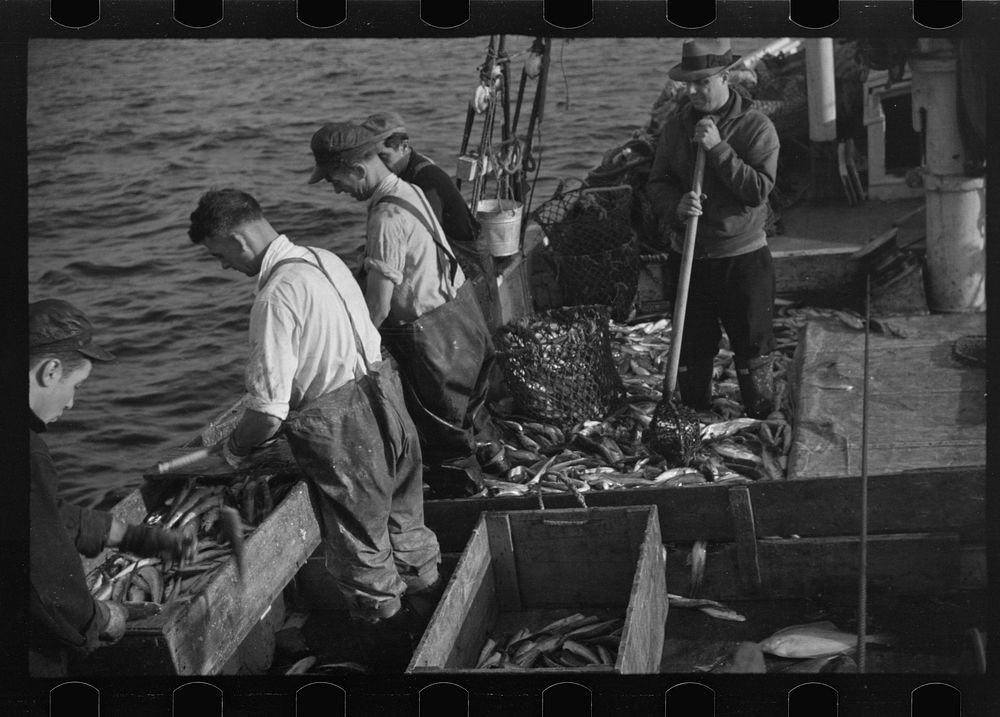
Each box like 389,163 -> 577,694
759,620 -> 891,659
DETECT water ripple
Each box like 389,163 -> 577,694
28,36 -> 765,504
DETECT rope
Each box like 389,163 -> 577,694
857,272 -> 871,673
521,122 -> 544,233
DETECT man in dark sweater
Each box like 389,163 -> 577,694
29,299 -> 193,676
646,38 -> 781,419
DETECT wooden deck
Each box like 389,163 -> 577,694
787,312 -> 986,479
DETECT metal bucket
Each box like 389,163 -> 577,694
476,199 -> 523,258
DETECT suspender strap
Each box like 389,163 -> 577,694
376,194 -> 459,285
261,251 -> 373,376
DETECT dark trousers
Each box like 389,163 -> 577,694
667,246 -> 775,405
380,282 -> 496,474
283,359 -> 440,621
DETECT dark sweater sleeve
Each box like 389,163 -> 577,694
705,115 -> 780,207
30,433 -> 110,653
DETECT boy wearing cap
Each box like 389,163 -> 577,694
309,119 -> 494,500
188,189 -> 440,671
29,299 -> 194,676
646,38 -> 780,419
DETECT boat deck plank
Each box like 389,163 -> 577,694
787,313 -> 986,479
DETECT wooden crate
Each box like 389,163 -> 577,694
407,505 -> 667,674
79,479 -> 322,675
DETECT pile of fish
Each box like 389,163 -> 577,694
474,613 -> 625,669
481,301 -> 886,500
86,473 -> 294,609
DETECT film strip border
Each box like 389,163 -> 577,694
38,678 -> 972,715
5,1 -> 994,716
37,1 -> 968,32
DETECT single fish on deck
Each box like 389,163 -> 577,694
759,620 -> 892,658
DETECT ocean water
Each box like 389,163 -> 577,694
27,36 -> 766,507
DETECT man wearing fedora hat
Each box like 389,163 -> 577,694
647,38 -> 781,419
309,118 -> 495,501
29,299 -> 195,676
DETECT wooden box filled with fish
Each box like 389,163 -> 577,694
79,470 -> 321,675
407,505 -> 667,674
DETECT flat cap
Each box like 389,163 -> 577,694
361,111 -> 407,137
309,120 -> 394,184
29,299 -> 115,361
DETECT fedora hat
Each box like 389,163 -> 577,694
668,38 -> 741,81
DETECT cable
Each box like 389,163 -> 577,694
857,271 -> 871,673
559,39 -> 570,112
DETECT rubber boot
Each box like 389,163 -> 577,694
403,575 -> 446,632
476,439 -> 509,476
349,606 -> 423,673
676,358 -> 714,410
424,459 -> 484,498
736,355 -> 774,419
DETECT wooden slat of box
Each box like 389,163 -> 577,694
81,479 -> 321,675
423,468 -> 986,552
407,505 -> 667,674
663,532 -> 963,601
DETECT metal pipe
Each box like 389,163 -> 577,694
910,40 -> 986,312
857,272 -> 871,673
805,38 -> 837,142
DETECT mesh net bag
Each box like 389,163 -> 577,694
531,185 -> 634,255
494,305 -> 626,431
550,238 -> 641,322
584,139 -> 665,253
642,397 -> 702,466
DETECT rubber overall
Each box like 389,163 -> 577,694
376,194 -> 496,498
269,252 -> 441,622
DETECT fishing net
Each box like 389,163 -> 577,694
549,239 -> 641,322
494,305 -> 626,431
642,396 -> 702,466
585,138 -> 665,253
532,185 -> 641,321
532,185 -> 635,255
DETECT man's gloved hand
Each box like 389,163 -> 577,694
119,524 -> 196,563
98,600 -> 128,644
219,434 -> 251,470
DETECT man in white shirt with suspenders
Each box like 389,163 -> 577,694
188,189 -> 440,671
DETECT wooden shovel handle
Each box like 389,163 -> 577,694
664,145 -> 707,396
